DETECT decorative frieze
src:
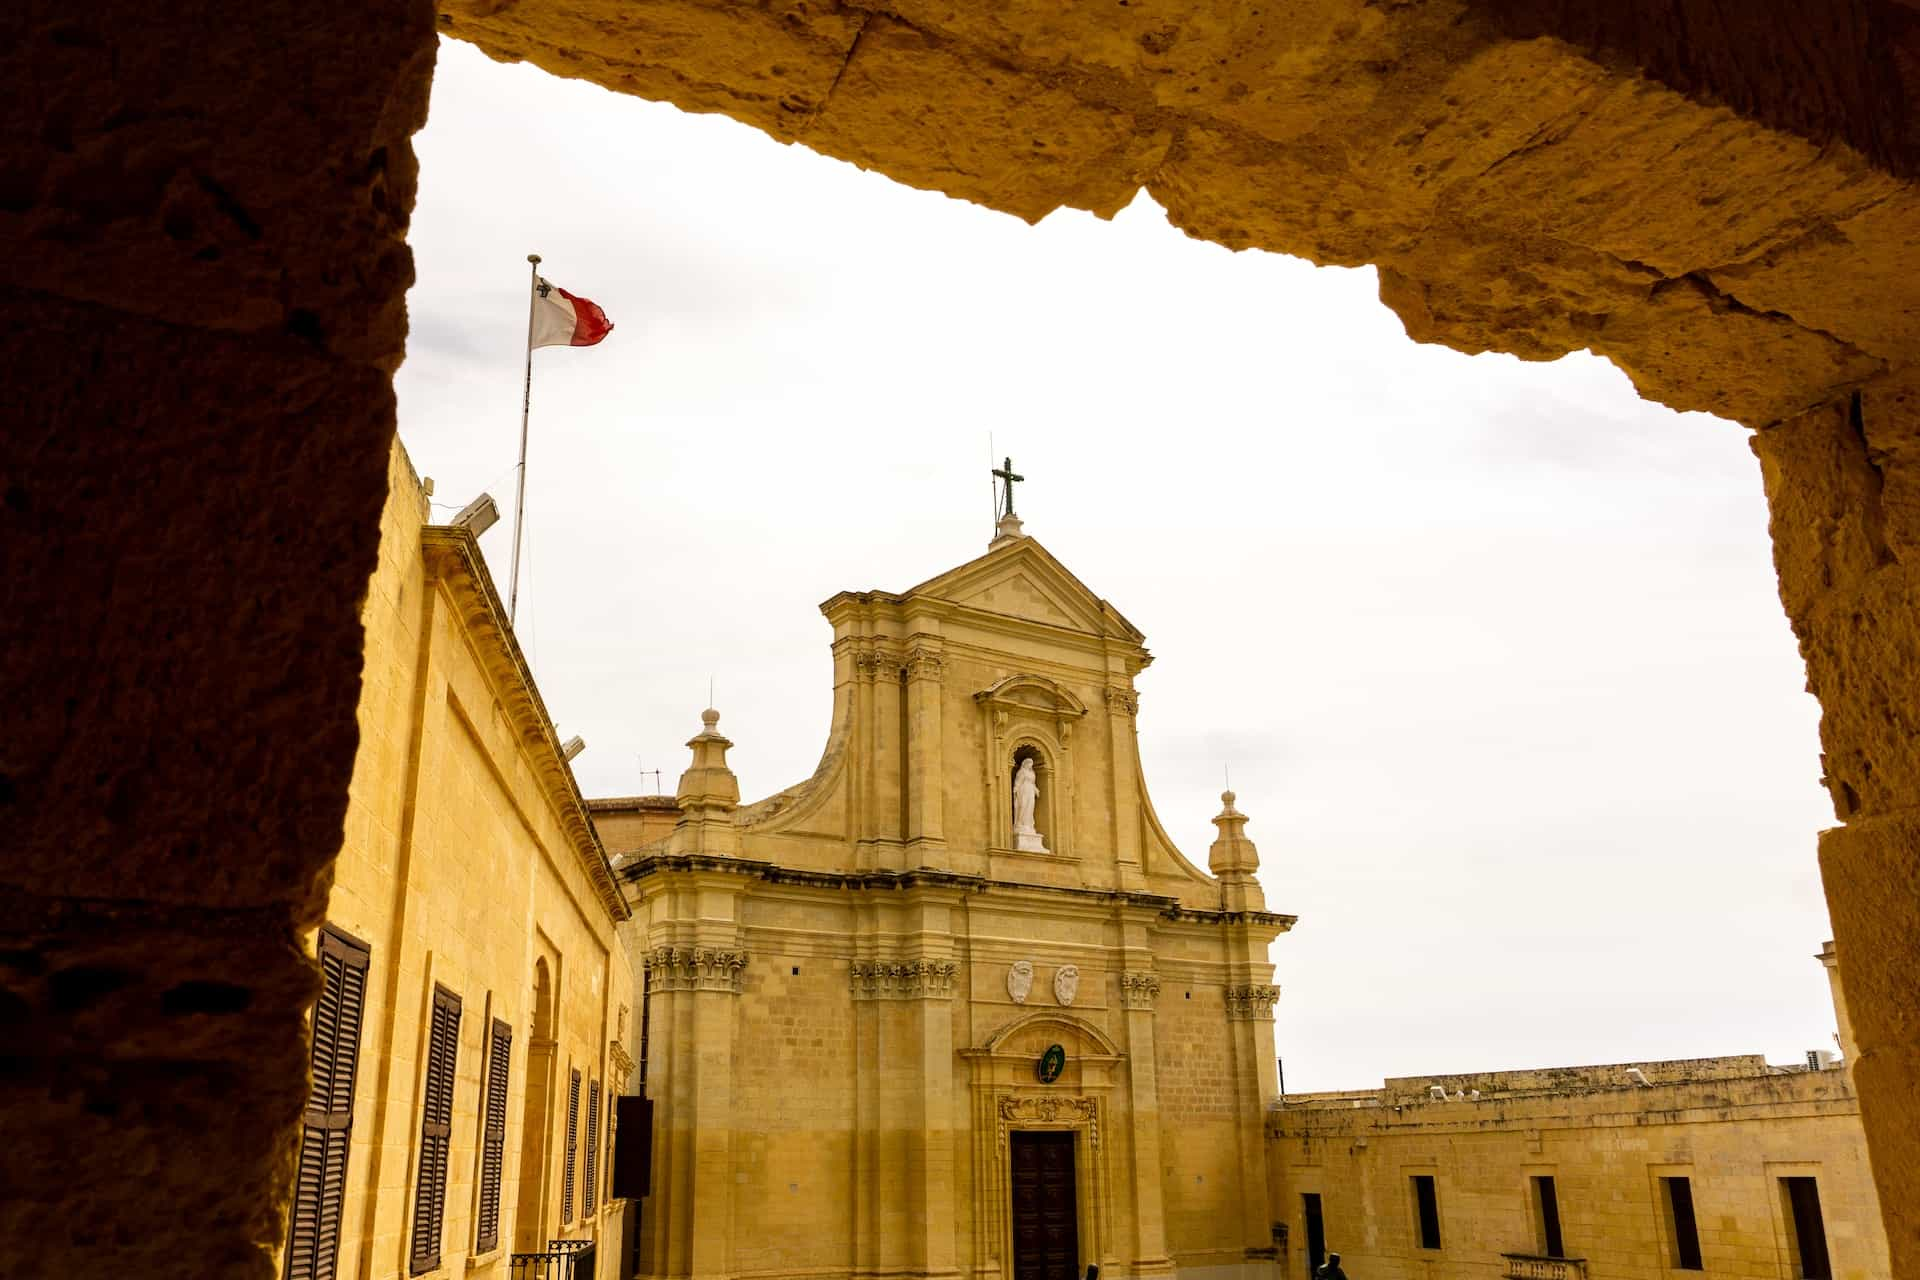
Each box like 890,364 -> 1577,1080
850,958 -> 959,1000
1120,971 -> 1161,1011
646,945 -> 750,994
1225,983 -> 1280,1021
997,1095 -> 1099,1151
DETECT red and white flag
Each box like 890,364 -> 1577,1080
529,276 -> 614,349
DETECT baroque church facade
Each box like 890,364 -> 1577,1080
593,513 -> 1293,1280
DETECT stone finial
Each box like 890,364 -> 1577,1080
670,706 -> 740,855
989,511 -> 1027,549
1208,789 -> 1265,911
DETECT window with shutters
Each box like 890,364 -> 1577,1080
410,986 -> 462,1275
474,1018 -> 512,1254
583,1078 -> 601,1218
563,1068 -> 581,1224
285,925 -> 371,1280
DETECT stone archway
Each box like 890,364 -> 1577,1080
6,2 -> 1919,1276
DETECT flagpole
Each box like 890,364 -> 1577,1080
509,253 -> 540,624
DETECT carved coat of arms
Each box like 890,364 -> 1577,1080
1053,964 -> 1079,1007
1007,960 -> 1034,1004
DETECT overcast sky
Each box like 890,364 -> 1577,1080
396,40 -> 1841,1092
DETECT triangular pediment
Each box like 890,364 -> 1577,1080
902,538 -> 1143,641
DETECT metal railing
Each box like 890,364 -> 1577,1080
509,1239 -> 596,1280
1501,1254 -> 1587,1280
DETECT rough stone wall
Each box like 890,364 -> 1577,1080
1,0 -> 433,1275
1269,1067 -> 1890,1279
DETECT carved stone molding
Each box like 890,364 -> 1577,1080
905,646 -> 946,682
997,1095 -> 1099,1151
608,1040 -> 637,1091
1225,983 -> 1280,1021
850,958 -> 959,1000
646,945 -> 749,994
853,643 -> 901,681
1120,971 -> 1161,1011
1104,686 -> 1139,716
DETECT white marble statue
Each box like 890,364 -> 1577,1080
1013,757 -> 1047,852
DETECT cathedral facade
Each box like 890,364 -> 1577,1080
595,518 -> 1292,1280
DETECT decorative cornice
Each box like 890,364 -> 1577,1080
1120,971 -> 1162,1011
645,945 -> 749,994
997,1095 -> 1100,1150
420,526 -> 630,924
850,958 -> 959,1000
619,853 -> 1298,933
1226,983 -> 1281,1021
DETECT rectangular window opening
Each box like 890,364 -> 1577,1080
474,1017 -> 512,1254
1781,1177 -> 1832,1280
1531,1176 -> 1564,1259
284,925 -> 371,1280
1411,1175 -> 1441,1250
1662,1176 -> 1703,1271
410,985 -> 462,1275
563,1067 -> 581,1224
1301,1193 -> 1325,1275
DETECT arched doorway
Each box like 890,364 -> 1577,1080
514,957 -> 557,1252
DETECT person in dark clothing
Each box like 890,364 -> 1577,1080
1315,1251 -> 1349,1280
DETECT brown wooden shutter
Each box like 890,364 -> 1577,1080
474,1017 -> 512,1253
562,1068 -> 581,1224
410,986 -> 462,1274
583,1078 -> 600,1218
285,926 -> 370,1280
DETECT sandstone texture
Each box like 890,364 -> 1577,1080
6,0 -> 1920,1276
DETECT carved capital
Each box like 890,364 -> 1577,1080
646,944 -> 750,994
1120,971 -> 1161,1011
1104,686 -> 1139,716
905,646 -> 946,682
852,643 -> 902,681
1225,983 -> 1280,1021
850,957 -> 959,1000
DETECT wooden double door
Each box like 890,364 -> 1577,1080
1009,1132 -> 1078,1280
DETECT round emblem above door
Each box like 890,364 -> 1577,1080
1036,1043 -> 1066,1084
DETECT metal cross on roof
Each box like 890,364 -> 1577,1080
993,456 -> 1024,518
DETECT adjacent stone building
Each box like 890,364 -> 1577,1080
595,514 -> 1293,1280
1267,951 -> 1889,1280
280,440 -> 635,1280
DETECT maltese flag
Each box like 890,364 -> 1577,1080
529,276 -> 614,349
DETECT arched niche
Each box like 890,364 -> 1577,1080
976,675 -> 1088,858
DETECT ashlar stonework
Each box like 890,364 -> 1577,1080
598,522 -> 1295,1280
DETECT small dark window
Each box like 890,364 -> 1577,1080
562,1068 -> 581,1223
1782,1177 -> 1832,1280
1663,1176 -> 1702,1270
1532,1176 -> 1564,1258
1411,1175 -> 1441,1250
410,985 -> 462,1274
613,1095 -> 654,1200
791,966 -> 800,976
474,1018 -> 512,1253
584,1078 -> 601,1218
1301,1193 -> 1325,1274
284,925 -> 371,1280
